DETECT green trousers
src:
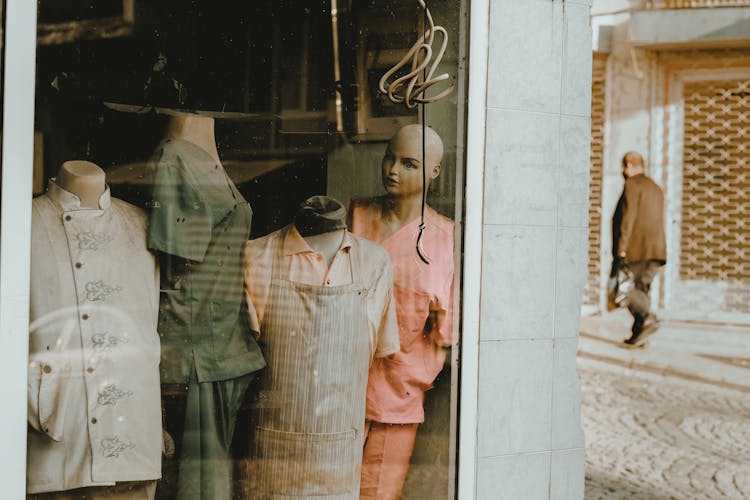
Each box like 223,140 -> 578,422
177,373 -> 253,500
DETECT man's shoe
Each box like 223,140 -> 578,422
623,334 -> 645,348
624,315 -> 660,347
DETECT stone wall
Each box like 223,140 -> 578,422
474,0 -> 590,498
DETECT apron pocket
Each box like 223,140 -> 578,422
252,426 -> 361,497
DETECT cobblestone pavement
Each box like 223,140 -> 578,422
581,362 -> 750,500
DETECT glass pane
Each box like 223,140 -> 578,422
27,1 -> 467,498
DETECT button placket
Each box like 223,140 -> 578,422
64,213 -> 106,448
81,305 -> 102,448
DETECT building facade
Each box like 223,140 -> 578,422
588,0 -> 750,324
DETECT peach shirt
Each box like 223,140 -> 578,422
349,199 -> 455,423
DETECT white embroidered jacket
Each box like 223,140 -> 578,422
27,181 -> 161,493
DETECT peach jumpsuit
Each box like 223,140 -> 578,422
349,198 -> 454,499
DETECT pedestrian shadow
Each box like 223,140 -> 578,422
585,471 -> 679,500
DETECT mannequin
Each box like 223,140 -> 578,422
147,113 -> 265,500
348,125 -> 455,500
293,195 -> 350,266
57,160 -> 106,208
27,161 -> 161,499
301,230 -> 345,267
163,113 -> 221,164
243,196 -> 399,499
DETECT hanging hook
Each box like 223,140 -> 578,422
416,223 -> 431,265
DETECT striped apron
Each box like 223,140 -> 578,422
250,227 -> 372,499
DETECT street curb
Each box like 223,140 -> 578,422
577,349 -> 750,394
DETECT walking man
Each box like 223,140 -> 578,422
612,151 -> 666,346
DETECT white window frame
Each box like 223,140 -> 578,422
0,1 -> 39,498
0,0 -> 488,497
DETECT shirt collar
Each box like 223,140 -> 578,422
283,224 -> 353,256
47,178 -> 112,211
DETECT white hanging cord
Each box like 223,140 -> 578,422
378,0 -> 454,109
379,0 -> 454,264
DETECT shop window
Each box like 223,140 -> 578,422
26,1 -> 467,498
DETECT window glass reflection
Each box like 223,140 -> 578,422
27,1 -> 465,498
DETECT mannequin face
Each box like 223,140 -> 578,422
381,129 -> 441,198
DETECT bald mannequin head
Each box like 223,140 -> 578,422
390,124 -> 444,168
381,125 -> 444,199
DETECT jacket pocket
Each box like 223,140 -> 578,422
36,357 -> 73,441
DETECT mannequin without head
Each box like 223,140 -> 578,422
163,112 -> 221,164
57,160 -> 106,209
302,230 -> 345,268
293,196 -> 348,267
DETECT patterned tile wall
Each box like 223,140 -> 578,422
681,78 -> 750,282
678,77 -> 750,314
583,53 -> 607,305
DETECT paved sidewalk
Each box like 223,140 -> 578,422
580,360 -> 750,499
578,310 -> 750,392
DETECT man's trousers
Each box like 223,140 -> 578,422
626,260 -> 663,332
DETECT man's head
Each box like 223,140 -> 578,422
381,124 -> 443,198
621,151 -> 645,179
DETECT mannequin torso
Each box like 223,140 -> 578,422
57,160 -> 106,209
29,164 -> 162,493
148,109 -> 263,385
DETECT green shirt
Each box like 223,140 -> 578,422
148,138 -> 265,383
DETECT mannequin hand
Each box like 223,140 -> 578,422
163,429 -> 175,458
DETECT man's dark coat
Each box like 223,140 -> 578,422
612,173 -> 666,264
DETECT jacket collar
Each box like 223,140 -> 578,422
47,179 -> 111,211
